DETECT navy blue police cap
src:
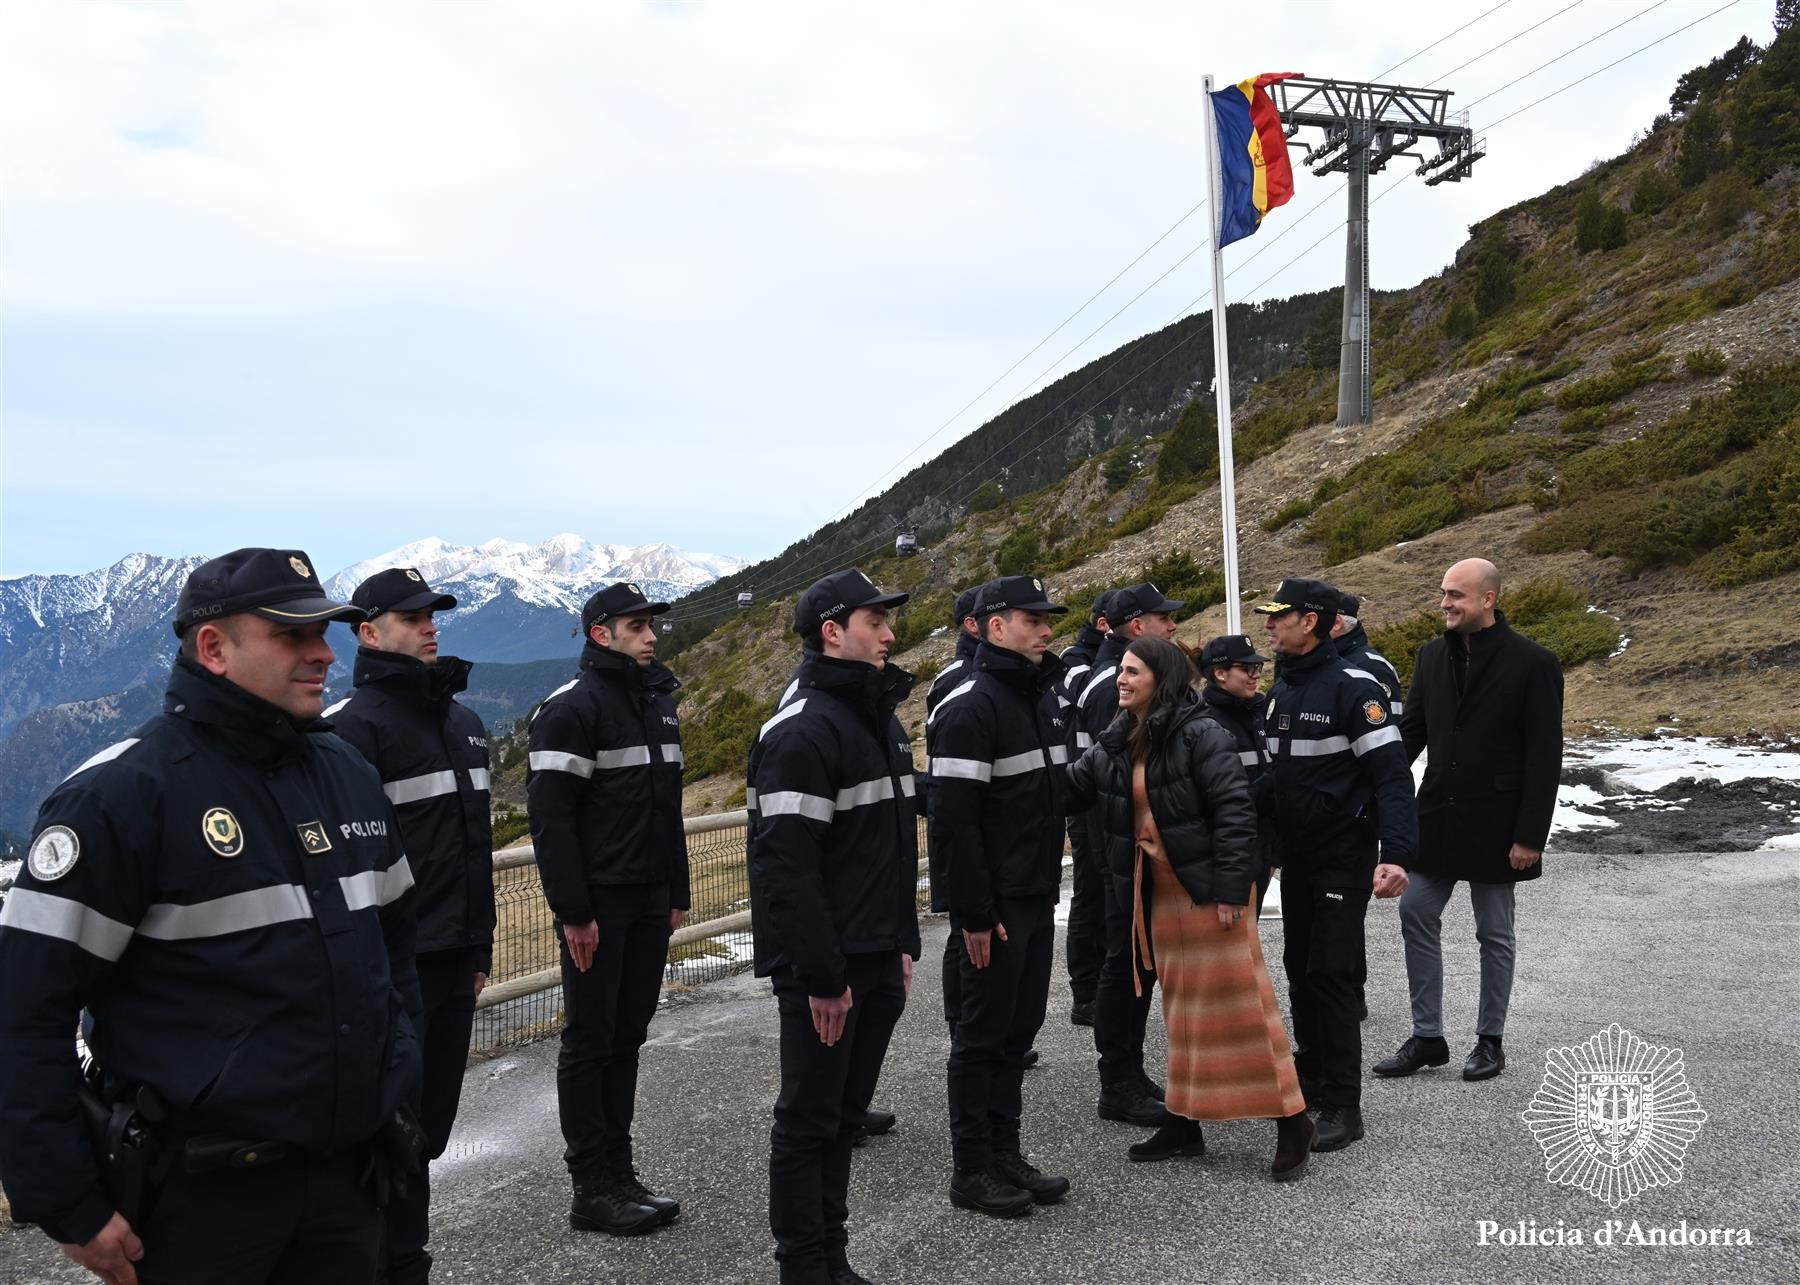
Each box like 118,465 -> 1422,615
974,575 -> 1067,617
351,567 -> 458,618
1253,578 -> 1340,624
1200,633 -> 1270,668
583,582 -> 671,632
793,568 -> 909,635
953,585 -> 983,626
174,548 -> 364,636
1108,582 -> 1185,625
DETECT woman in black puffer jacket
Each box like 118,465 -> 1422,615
1066,636 -> 1313,1179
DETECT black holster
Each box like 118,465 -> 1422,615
77,1071 -> 169,1227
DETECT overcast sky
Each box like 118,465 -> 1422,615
0,0 -> 1767,577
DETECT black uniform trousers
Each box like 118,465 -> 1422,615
1280,836 -> 1375,1110
385,947 -> 480,1285
940,928 -> 966,1030
1064,808 -> 1105,1008
136,1149 -> 379,1285
946,895 -> 1056,1171
556,882 -> 671,1177
1092,873 -> 1155,1090
770,951 -> 906,1285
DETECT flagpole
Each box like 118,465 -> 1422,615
1201,74 -> 1243,635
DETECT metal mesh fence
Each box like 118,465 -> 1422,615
472,813 -> 930,1054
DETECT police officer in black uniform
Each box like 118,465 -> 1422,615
1054,592 -> 1114,1028
932,574 -> 1072,1219
1256,578 -> 1415,1152
327,567 -> 495,1284
746,568 -> 922,1285
1195,633 -> 1278,914
1075,582 -> 1184,1127
0,548 -> 424,1285
527,582 -> 690,1236
924,584 -> 987,1036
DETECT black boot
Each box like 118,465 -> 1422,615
1022,1049 -> 1040,1069
1098,1082 -> 1171,1126
1372,1035 -> 1450,1078
993,1151 -> 1070,1205
856,1107 -> 897,1138
569,1173 -> 660,1235
1311,1106 -> 1365,1153
1070,1001 -> 1096,1027
1272,1111 -> 1314,1181
948,1168 -> 1034,1218
1463,1035 -> 1506,1081
827,1261 -> 875,1285
1127,1116 -> 1205,1162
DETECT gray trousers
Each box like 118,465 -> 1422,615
1398,870 -> 1516,1039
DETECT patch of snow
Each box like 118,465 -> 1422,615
1756,832 -> 1800,851
1566,736 -> 1800,793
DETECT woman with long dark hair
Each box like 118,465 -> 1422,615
1066,635 -> 1314,1178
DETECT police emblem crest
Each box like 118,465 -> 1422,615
1362,700 -> 1387,725
27,825 -> 81,881
202,807 -> 245,858
289,556 -> 311,579
405,569 -> 423,582
296,820 -> 333,854
1521,1023 -> 1708,1208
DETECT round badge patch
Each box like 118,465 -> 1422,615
202,807 -> 245,858
289,556 -> 311,579
27,825 -> 81,881
1362,700 -> 1388,725
405,569 -> 423,582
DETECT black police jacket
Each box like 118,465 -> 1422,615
1054,624 -> 1107,747
0,659 -> 422,1246
746,653 -> 924,997
1195,682 -> 1282,870
1075,631 -> 1130,747
526,643 -> 691,923
929,643 -> 1070,931
926,630 -> 981,713
1264,641 -> 1418,870
922,630 -> 983,913
1065,693 -> 1260,907
329,648 -> 496,972
1335,622 -> 1405,716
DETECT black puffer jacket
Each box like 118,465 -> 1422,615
328,649 -> 495,971
1066,692 -> 1260,908
1194,681 -> 1281,871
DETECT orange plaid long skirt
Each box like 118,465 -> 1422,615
1140,849 -> 1306,1121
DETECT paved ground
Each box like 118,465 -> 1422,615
6,847 -> 1797,1284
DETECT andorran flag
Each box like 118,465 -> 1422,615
1211,73 -> 1301,247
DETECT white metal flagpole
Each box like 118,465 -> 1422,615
1200,74 -> 1244,635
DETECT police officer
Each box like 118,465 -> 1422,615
1075,582 -> 1183,1127
746,568 -> 921,1285
1054,592 -> 1115,1027
1195,633 -> 1278,914
0,548 -> 424,1285
526,582 -> 690,1236
327,568 -> 495,1285
933,574 -> 1072,1219
1256,578 -> 1415,1152
925,584 -> 988,1037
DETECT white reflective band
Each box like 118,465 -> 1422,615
1286,736 -> 1351,758
931,757 -> 993,782
322,698 -> 351,719
1351,725 -> 1404,757
1390,701 -> 1405,717
594,746 -> 653,770
1341,668 -> 1382,686
138,884 -> 315,941
926,680 -> 976,727
1074,732 -> 1094,750
778,678 -> 801,709
0,888 -> 134,962
899,775 -> 917,796
385,770 -> 458,806
1239,750 -> 1263,767
757,791 -> 835,822
992,749 -> 1049,777
660,744 -> 685,765
1048,746 -> 1069,764
340,858 -> 416,911
1063,663 -> 1091,686
1080,666 -> 1118,706
531,678 -> 580,722
760,699 -> 808,739
61,739 -> 141,784
744,788 -> 758,810
936,659 -> 965,682
529,750 -> 594,778
468,767 -> 491,791
835,778 -> 896,810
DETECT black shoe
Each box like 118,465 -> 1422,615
1098,1084 -> 1172,1126
569,1177 -> 661,1235
857,1107 -> 897,1138
828,1263 -> 874,1285
948,1168 -> 1034,1218
1127,1117 -> 1205,1162
1070,1001 -> 1096,1027
1463,1036 -> 1505,1081
1137,1073 -> 1166,1102
1310,1107 -> 1365,1153
1372,1035 -> 1450,1078
1272,1111 -> 1314,1181
611,1167 -> 680,1225
1022,1049 -> 1040,1070
993,1151 -> 1070,1204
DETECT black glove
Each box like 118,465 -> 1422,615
359,1108 -> 428,1207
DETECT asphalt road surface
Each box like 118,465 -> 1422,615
5,847 -> 1797,1284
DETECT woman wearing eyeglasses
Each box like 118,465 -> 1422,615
1065,635 -> 1313,1178
1192,634 -> 1281,916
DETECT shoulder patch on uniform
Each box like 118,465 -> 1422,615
1362,700 -> 1388,725
202,807 -> 245,858
27,825 -> 81,881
